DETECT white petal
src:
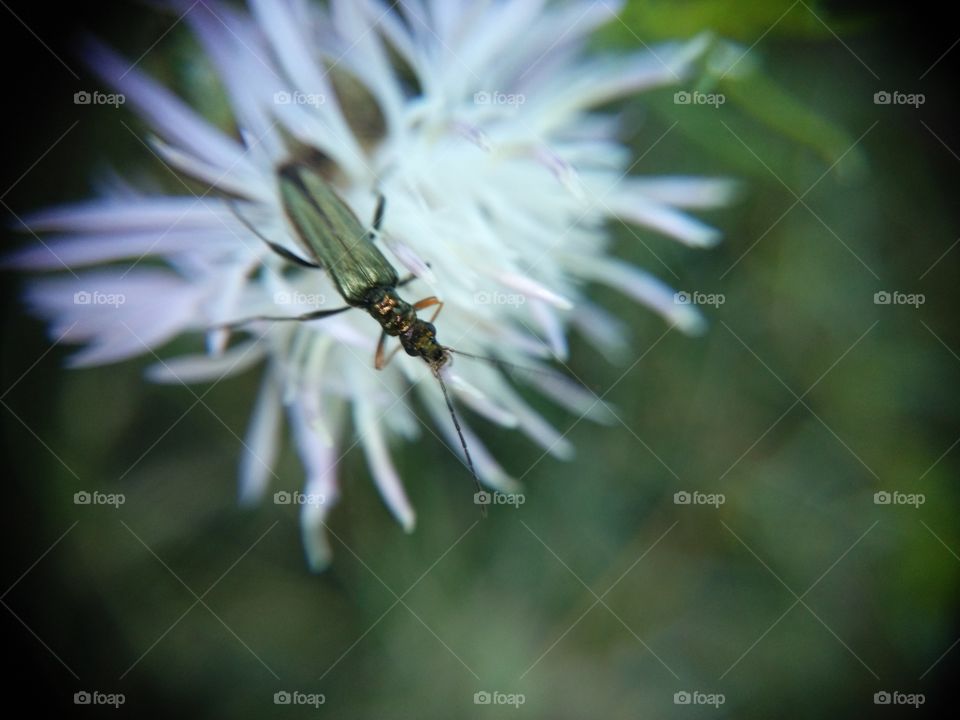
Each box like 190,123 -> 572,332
300,491 -> 333,572
5,227 -> 237,271
83,39 -> 259,181
531,37 -> 709,128
530,299 -> 569,359
465,373 -> 574,459
621,177 -> 740,209
606,194 -> 723,247
360,0 -> 422,82
425,0 -> 467,45
295,337 -> 343,448
569,257 -> 706,335
26,269 -> 207,366
451,0 -> 549,97
510,399 -> 574,460
145,340 -> 266,384
531,145 -> 588,200
149,137 -> 270,200
23,196 -> 230,233
352,371 -> 416,530
328,0 -> 407,133
521,364 -> 617,425
289,402 -> 341,571
503,2 -> 624,94
184,0 -> 286,163
570,300 -> 631,362
447,373 -> 519,428
239,369 -> 283,505
499,271 -> 574,311
249,0 -> 367,175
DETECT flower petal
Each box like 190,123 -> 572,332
290,402 -> 341,571
83,39 -> 260,182
567,256 -> 707,335
26,269 -> 207,366
351,366 -> 416,530
145,340 -> 266,384
238,368 -> 283,505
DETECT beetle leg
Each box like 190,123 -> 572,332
413,296 -> 444,323
374,329 -> 404,370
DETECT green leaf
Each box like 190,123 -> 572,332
600,0 -> 845,44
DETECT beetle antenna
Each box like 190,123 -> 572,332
433,366 -> 486,519
446,347 -> 560,379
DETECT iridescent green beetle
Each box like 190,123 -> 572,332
229,161 -> 483,511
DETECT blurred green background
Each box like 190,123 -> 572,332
2,0 -> 958,717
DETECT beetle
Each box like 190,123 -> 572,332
228,160 -> 484,512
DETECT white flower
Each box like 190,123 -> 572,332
9,0 -> 734,570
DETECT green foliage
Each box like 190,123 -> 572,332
603,0 -> 853,43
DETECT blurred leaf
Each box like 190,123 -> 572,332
718,58 -> 867,177
641,36 -> 867,184
602,0 -> 852,43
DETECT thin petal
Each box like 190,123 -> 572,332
622,177 -> 741,209
606,194 -> 723,247
447,372 -> 519,428
83,39 -> 259,181
22,196 -> 231,233
289,402 -> 341,571
352,371 -> 416,530
26,269 -> 206,366
569,257 -> 706,335
530,299 -> 569,359
249,0 -> 367,175
183,0 -> 286,163
239,369 -> 283,505
145,340 -> 266,384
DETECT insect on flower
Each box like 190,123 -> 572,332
227,159 -> 486,512
8,0 -> 735,569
